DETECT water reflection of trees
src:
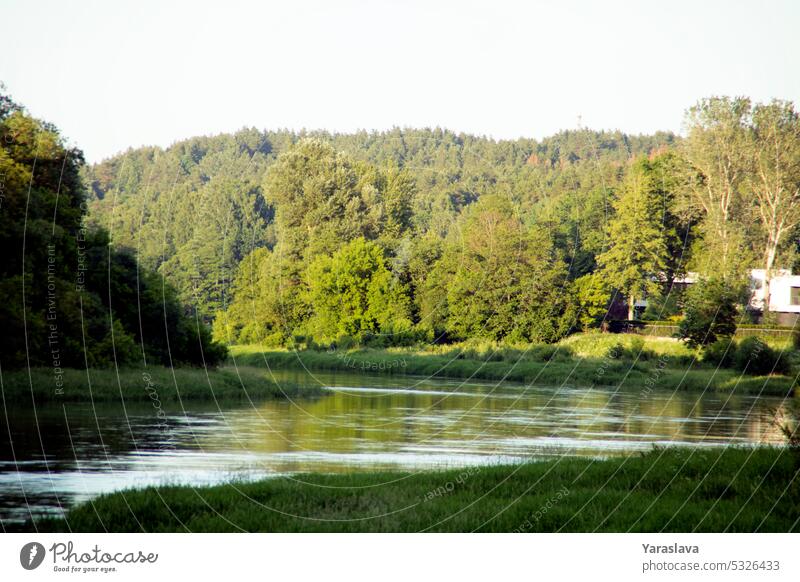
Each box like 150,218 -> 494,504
3,380 -> 792,472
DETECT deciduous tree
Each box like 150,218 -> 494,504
748,100 -> 800,311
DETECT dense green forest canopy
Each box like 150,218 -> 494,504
6,91 -> 799,359
0,92 -> 226,370
82,126 -> 677,333
84,98 -> 800,348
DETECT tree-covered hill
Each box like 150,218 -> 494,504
84,127 -> 677,319
8,92 -> 798,358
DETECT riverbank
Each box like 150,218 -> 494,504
230,336 -> 798,396
0,365 -> 321,403
25,447 -> 799,532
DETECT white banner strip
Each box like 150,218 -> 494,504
0,533 -> 797,581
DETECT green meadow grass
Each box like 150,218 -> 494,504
0,365 -> 321,404
558,332 -> 695,359
27,447 -> 800,532
230,335 -> 797,396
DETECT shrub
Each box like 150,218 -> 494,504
527,344 -> 562,362
792,328 -> 800,351
702,339 -> 736,368
734,337 -> 789,375
678,278 -> 741,347
87,319 -> 139,367
606,342 -> 625,359
333,335 -> 357,351
629,336 -> 646,359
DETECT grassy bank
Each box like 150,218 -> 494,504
0,365 -> 321,404
230,335 -> 798,396
27,447 -> 800,532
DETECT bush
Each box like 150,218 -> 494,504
87,319 -> 139,367
734,337 -> 789,375
678,278 -> 741,347
792,328 -> 800,351
702,339 -> 736,368
629,336 -> 646,358
332,335 -> 357,351
606,342 -> 625,359
526,344 -> 561,362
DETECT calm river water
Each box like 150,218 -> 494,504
0,369 -> 793,523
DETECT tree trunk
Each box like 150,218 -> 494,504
628,295 -> 635,321
763,230 -> 778,313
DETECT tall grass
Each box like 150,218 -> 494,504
1,365 -> 320,403
27,447 -> 800,532
230,338 -> 797,396
558,332 -> 696,360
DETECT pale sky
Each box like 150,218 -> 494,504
2,0 -> 799,162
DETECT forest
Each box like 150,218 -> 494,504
0,92 -> 226,369
3,91 -> 800,371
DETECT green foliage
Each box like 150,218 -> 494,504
157,176 -> 271,317
89,126 -> 676,342
559,331 -> 695,360
303,238 -> 412,345
431,195 -> 574,343
84,130 -> 274,317
215,141 -> 416,345
748,101 -> 800,315
647,151 -> 696,282
43,93 -> 800,358
0,92 -> 227,369
641,292 -> 681,321
571,273 -> 611,329
597,157 -> 669,319
211,247 -> 285,346
605,342 -> 625,359
678,278 -> 741,347
734,337 -> 789,375
683,97 -> 752,278
263,139 -> 414,272
702,339 -> 736,368
87,319 -> 138,368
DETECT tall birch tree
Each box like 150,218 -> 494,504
682,97 -> 752,277
749,100 -> 800,311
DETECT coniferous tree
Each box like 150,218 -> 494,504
598,158 -> 669,320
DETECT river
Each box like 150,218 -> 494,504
0,369 -> 792,524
